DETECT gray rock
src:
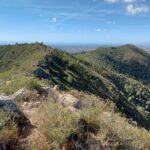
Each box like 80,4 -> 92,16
0,96 -> 28,124
59,94 -> 81,109
41,86 -> 50,97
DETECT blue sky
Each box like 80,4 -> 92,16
0,0 -> 150,45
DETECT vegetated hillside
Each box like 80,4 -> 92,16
1,87 -> 150,150
1,43 -> 150,149
33,46 -> 150,129
76,44 -> 150,127
0,43 -> 149,130
0,43 -> 51,96
0,43 -> 47,73
76,44 -> 150,84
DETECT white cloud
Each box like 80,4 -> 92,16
96,28 -> 107,32
52,17 -> 57,22
126,4 -> 149,15
104,0 -> 144,3
104,0 -> 149,15
123,0 -> 137,3
104,0 -> 119,2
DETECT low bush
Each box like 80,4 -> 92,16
80,95 -> 150,150
0,75 -> 42,95
30,92 -> 150,150
32,102 -> 78,150
0,109 -> 18,148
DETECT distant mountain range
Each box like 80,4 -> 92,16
51,44 -> 150,53
1,41 -> 150,53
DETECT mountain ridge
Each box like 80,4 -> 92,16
0,43 -> 150,149
0,43 -> 149,129
76,44 -> 150,84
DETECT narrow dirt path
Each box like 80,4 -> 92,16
18,101 -> 42,149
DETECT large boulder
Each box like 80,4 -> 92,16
59,94 -> 81,109
0,96 -> 28,124
12,86 -> 52,100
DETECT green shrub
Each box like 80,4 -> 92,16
0,75 -> 42,94
80,95 -> 150,150
0,109 -> 18,142
36,102 -> 78,149
25,79 -> 43,94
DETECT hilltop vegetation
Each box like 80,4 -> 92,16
0,43 -> 47,94
30,91 -> 150,150
0,43 -> 47,72
32,44 -> 149,128
76,44 -> 150,123
76,44 -> 150,84
0,43 -> 149,127
0,43 -> 150,149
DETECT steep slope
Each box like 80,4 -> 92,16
76,44 -> 150,84
34,48 -> 149,129
0,43 -> 149,129
0,43 -> 49,95
76,44 -> 150,128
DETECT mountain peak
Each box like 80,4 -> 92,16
119,44 -> 140,50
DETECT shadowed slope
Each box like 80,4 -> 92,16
76,44 -> 150,84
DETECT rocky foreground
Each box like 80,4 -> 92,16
0,86 -> 84,149
1,85 -> 150,150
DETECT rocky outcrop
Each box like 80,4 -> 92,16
11,88 -> 29,101
12,86 -> 51,102
0,95 -> 28,124
0,95 -> 32,150
59,94 -> 81,109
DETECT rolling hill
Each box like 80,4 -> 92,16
76,44 -> 150,84
0,43 -> 149,129
76,44 -> 150,127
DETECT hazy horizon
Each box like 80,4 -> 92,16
1,40 -> 150,53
